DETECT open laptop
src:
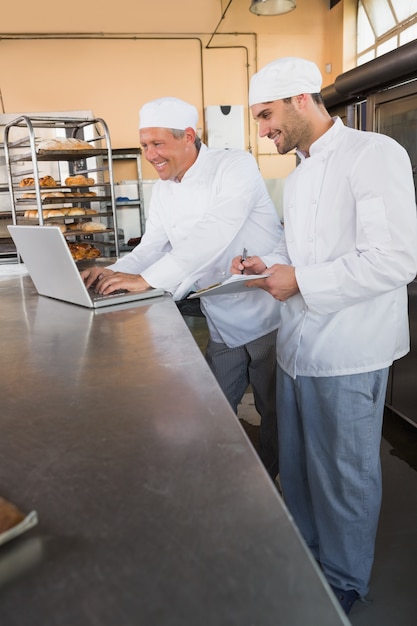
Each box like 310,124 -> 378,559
8,225 -> 166,308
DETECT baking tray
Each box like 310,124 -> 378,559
17,195 -> 111,205
10,148 -> 109,162
0,510 -> 38,548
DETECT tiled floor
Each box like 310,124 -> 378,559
183,313 -> 417,626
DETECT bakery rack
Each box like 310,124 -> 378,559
3,115 -> 120,259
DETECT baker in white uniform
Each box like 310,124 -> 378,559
233,56 -> 417,614
82,97 -> 283,480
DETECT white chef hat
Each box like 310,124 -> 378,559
139,97 -> 198,131
249,57 -> 323,106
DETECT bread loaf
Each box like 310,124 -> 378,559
38,137 -> 92,151
24,209 -> 65,219
67,222 -> 81,231
44,209 -> 65,218
41,192 -> 66,199
24,209 -> 37,218
67,208 -> 86,216
46,223 -> 67,234
79,221 -> 107,232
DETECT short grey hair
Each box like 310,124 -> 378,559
171,128 -> 201,150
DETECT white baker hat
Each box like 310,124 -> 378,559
249,57 -> 323,106
139,97 -> 198,131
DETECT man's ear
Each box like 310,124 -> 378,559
293,93 -> 309,109
184,127 -> 197,144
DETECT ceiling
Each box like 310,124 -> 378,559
1,0 -> 326,37
132,0 -> 312,37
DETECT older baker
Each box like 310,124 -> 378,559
82,97 -> 283,480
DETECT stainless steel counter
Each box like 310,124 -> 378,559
0,268 -> 349,626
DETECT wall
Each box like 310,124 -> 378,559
0,0 -> 348,181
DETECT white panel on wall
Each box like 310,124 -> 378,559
205,105 -> 244,149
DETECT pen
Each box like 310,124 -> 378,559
195,282 -> 221,294
241,247 -> 248,274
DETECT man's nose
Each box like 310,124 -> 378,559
145,146 -> 158,161
258,121 -> 269,138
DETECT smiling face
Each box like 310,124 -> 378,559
139,127 -> 198,182
251,97 -> 312,155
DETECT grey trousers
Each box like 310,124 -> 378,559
205,329 -> 278,480
276,365 -> 389,596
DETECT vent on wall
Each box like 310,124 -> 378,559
205,105 -> 245,150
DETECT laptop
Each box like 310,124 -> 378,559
8,225 -> 166,308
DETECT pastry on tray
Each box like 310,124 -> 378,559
19,175 -> 57,188
68,242 -> 101,260
37,137 -> 92,151
0,496 -> 38,547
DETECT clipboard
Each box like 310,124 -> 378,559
187,274 -> 270,298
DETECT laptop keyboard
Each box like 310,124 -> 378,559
88,288 -> 129,301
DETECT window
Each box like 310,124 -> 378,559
357,0 -> 417,66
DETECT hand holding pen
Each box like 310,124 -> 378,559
240,248 -> 248,274
231,250 -> 267,275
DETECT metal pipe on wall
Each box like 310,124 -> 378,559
322,39 -> 417,108
0,29 -> 258,153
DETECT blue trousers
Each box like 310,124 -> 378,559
276,365 -> 389,596
206,330 -> 278,480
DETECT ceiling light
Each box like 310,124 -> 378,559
249,0 -> 296,16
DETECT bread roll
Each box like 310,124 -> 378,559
65,175 -> 95,187
19,178 -> 35,188
39,175 -> 57,187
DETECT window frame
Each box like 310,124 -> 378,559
356,0 -> 417,66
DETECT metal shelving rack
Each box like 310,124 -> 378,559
3,115 -> 120,258
106,147 -> 146,240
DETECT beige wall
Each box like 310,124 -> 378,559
0,0 -> 351,181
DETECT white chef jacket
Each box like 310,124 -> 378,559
109,144 -> 282,348
262,117 -> 417,378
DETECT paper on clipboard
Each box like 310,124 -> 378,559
188,274 -> 270,298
